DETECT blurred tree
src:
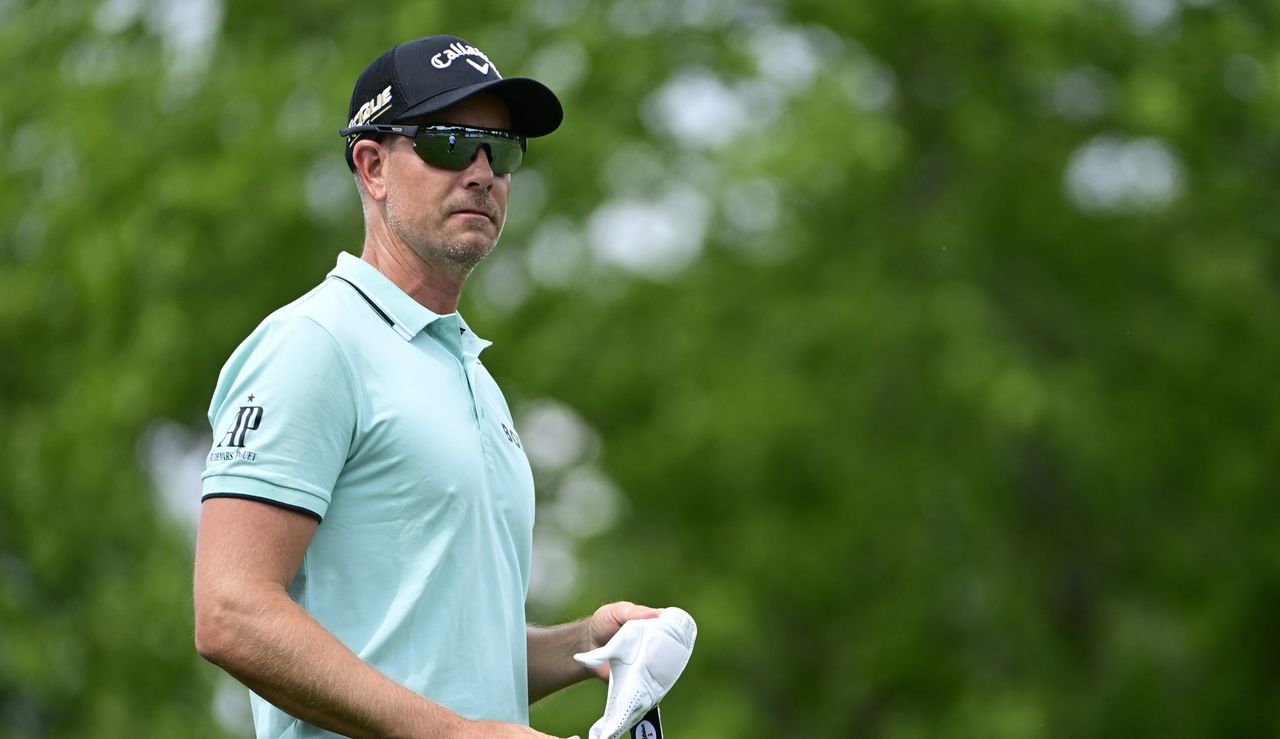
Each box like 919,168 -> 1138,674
1,0 -> 1277,737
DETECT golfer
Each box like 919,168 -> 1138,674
193,34 -> 662,738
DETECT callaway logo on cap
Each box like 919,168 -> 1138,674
342,35 -> 563,170
429,40 -> 495,74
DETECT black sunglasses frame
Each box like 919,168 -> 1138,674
340,124 -> 527,174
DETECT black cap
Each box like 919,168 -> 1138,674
342,35 -> 564,170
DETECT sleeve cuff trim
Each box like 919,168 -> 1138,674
200,493 -> 324,523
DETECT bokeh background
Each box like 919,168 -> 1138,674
3,0 -> 1279,736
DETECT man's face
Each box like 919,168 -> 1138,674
382,93 -> 513,277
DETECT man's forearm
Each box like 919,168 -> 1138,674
196,586 -> 463,738
526,621 -> 596,703
193,499 -> 562,738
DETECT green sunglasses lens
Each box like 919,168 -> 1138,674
414,134 -> 470,170
414,131 -> 524,174
486,139 -> 523,174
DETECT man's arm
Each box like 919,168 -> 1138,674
526,602 -> 660,703
194,497 -> 568,739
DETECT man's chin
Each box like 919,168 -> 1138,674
436,238 -> 497,273
399,227 -> 500,277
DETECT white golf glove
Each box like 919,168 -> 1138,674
573,607 -> 697,739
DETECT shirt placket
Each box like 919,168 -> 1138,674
432,321 -> 496,469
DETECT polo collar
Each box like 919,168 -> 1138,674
326,252 -> 492,357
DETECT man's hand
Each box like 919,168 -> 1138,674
573,608 -> 697,739
582,602 -> 662,681
527,601 -> 662,702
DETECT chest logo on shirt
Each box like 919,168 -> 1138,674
501,422 -> 523,449
217,398 -> 264,449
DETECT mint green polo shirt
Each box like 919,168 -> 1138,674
202,252 -> 536,739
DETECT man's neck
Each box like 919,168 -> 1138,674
360,225 -> 469,315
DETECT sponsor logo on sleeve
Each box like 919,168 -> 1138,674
209,395 -> 263,462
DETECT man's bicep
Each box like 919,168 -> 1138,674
195,497 -> 319,593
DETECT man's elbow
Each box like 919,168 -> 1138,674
193,590 -> 243,668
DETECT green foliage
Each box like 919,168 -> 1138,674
2,0 -> 1278,737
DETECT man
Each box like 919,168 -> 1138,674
194,35 -> 661,739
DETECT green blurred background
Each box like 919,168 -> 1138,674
3,0 -> 1279,736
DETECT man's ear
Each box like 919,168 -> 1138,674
353,139 -> 390,201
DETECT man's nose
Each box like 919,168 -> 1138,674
463,145 -> 496,189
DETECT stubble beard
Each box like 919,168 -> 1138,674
386,189 -> 502,280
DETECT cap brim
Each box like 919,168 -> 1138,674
397,77 -> 563,137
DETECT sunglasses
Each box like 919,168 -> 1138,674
340,124 -> 527,175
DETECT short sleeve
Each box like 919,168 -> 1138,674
201,314 -> 357,521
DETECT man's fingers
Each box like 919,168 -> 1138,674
610,602 -> 661,623
590,601 -> 663,652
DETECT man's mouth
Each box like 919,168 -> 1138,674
452,208 -> 495,223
